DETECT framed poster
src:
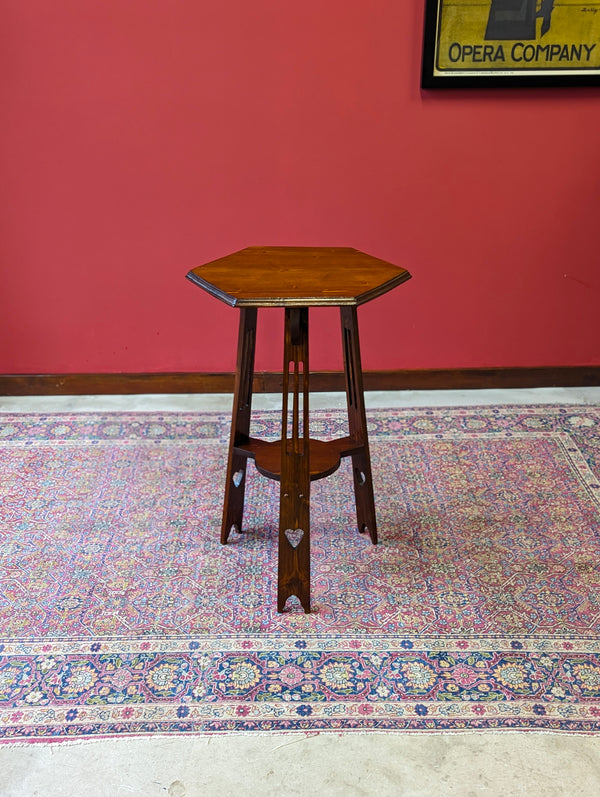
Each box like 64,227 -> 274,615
422,0 -> 600,87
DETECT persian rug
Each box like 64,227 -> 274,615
1,404 -> 600,742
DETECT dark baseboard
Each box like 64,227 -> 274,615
1,367 -> 599,396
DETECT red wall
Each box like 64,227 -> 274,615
2,0 -> 599,375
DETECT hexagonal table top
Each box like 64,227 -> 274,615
186,246 -> 411,307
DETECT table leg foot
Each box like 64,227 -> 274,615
351,453 -> 378,545
221,453 -> 250,544
277,532 -> 311,613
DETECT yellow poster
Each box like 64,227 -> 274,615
423,0 -> 600,84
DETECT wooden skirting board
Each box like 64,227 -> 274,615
1,367 -> 599,395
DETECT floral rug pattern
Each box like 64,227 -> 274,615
1,405 -> 600,740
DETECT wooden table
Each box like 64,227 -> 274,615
187,247 -> 411,612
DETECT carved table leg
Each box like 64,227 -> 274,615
278,306 -> 311,613
341,306 -> 378,545
221,307 -> 257,544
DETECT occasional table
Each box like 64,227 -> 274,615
186,247 -> 411,613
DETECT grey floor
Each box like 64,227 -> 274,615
1,387 -> 600,797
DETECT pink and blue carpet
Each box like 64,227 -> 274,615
1,405 -> 600,741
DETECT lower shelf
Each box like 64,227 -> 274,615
235,436 -> 362,481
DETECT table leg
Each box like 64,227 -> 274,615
278,306 -> 311,613
221,307 -> 257,544
341,306 -> 378,545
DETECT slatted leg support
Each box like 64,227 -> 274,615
278,306 -> 311,613
221,307 -> 257,544
341,306 -> 378,545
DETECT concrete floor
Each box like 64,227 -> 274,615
3,731 -> 600,796
1,387 -> 600,796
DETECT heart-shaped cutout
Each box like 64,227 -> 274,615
284,528 -> 304,549
232,470 -> 244,488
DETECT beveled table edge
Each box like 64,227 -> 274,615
185,269 -> 412,308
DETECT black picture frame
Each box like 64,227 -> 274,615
422,0 -> 600,88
